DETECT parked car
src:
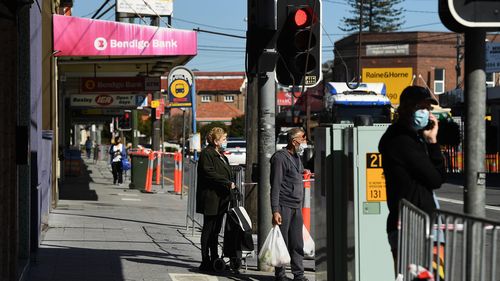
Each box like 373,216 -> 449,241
276,132 -> 288,151
223,139 -> 246,166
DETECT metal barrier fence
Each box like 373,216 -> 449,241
441,146 -> 499,173
184,161 -> 248,236
398,199 -> 500,281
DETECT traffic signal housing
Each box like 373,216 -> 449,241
276,0 -> 322,88
118,110 -> 132,131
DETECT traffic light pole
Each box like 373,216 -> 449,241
250,0 -> 277,270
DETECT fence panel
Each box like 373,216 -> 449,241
398,200 -> 500,281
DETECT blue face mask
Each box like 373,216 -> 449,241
220,142 -> 227,150
412,109 -> 430,130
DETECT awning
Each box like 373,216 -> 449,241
53,15 -> 197,78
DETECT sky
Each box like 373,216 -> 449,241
72,0 -> 450,72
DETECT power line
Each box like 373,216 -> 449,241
173,17 -> 246,32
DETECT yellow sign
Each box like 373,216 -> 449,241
169,79 -> 190,99
362,67 -> 413,105
366,153 -> 387,202
151,100 -> 160,108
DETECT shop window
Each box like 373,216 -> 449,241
434,68 -> 445,94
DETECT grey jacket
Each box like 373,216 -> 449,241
270,148 -> 304,213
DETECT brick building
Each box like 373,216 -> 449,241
165,71 -> 246,125
333,31 -> 499,104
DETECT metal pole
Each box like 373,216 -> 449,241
192,82 -> 198,160
464,30 -> 486,217
161,108 -> 165,192
251,0 -> 277,271
257,71 -> 276,264
181,109 -> 186,199
464,29 -> 486,281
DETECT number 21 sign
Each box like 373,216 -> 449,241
366,153 -> 387,202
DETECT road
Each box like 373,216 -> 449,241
435,173 -> 500,221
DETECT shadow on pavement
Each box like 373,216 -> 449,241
59,161 -> 98,201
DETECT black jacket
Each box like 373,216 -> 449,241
196,146 -> 234,216
378,123 -> 446,233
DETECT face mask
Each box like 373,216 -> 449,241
412,109 -> 430,130
220,142 -> 227,150
296,142 -> 307,156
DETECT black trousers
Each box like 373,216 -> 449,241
201,213 -> 225,263
111,161 -> 123,184
275,205 -> 304,279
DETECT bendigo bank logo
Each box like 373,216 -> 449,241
94,37 -> 108,51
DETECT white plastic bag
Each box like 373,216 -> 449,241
258,225 -> 291,271
302,225 -> 315,258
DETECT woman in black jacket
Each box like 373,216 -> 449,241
378,86 -> 446,273
196,127 -> 235,272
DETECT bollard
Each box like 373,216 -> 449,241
156,152 -> 161,184
302,172 -> 312,232
144,151 -> 155,193
174,152 -> 181,194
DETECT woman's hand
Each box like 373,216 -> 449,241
229,182 -> 235,189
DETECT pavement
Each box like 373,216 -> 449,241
25,158 -> 315,281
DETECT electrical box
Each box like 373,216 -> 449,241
314,124 -> 393,281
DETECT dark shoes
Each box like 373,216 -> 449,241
198,261 -> 213,272
275,276 -> 291,281
293,277 -> 309,281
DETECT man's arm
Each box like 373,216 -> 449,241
270,153 -> 286,214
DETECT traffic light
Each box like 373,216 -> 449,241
276,0 -> 322,88
118,110 -> 132,131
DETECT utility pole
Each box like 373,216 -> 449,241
151,15 -> 161,152
247,0 -> 277,269
115,12 -> 139,148
463,30 -> 486,218
464,31 -> 486,281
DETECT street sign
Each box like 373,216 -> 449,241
81,77 -> 160,92
70,94 -> 147,108
439,0 -> 500,31
167,66 -> 194,108
486,42 -> 500,73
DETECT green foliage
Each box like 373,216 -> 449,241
138,116 -> 152,140
199,122 -> 228,141
228,116 -> 245,137
164,113 -> 192,142
340,0 -> 405,33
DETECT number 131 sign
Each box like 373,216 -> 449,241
366,153 -> 387,202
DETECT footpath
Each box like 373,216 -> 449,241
25,158 -> 315,281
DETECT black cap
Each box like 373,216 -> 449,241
399,86 -> 438,107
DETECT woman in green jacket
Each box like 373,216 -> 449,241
196,127 -> 235,272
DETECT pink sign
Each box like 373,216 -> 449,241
53,15 -> 197,57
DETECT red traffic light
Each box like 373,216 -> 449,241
293,7 -> 316,27
294,9 -> 308,27
124,112 -> 130,119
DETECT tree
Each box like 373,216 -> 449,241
228,116 -> 245,137
340,0 -> 405,33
